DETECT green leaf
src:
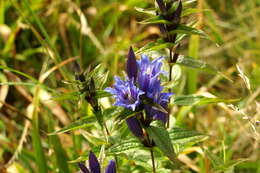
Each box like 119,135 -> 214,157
176,55 -> 232,81
51,91 -> 81,101
32,110 -> 48,173
94,110 -> 104,128
49,117 -> 96,135
95,90 -> 112,99
0,82 -> 37,86
169,128 -> 208,153
85,64 -> 103,81
169,128 -> 208,145
96,71 -> 109,89
204,149 -> 248,172
0,66 -> 55,92
172,95 -> 239,106
102,106 -> 124,119
115,108 -> 140,122
0,65 -> 38,83
169,24 -> 208,38
146,121 -> 176,162
139,16 -> 172,25
48,117 -> 70,173
204,149 -> 224,167
135,7 -> 156,16
182,8 -> 199,17
80,130 -> 106,146
108,138 -> 143,154
213,159 -> 249,173
136,41 -> 175,54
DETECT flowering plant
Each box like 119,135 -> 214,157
105,47 -> 172,142
78,151 -> 116,173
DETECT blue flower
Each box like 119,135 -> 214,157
137,54 -> 165,97
78,151 -> 116,173
105,160 -> 116,173
105,47 -> 172,128
105,77 -> 144,111
126,46 -> 138,80
126,116 -> 144,139
136,54 -> 173,124
145,92 -> 173,124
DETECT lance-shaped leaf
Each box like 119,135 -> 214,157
126,46 -> 138,80
135,7 -> 156,16
126,116 -> 144,139
172,95 -> 239,106
139,16 -> 172,25
48,116 -> 96,135
169,127 -> 208,153
175,55 -> 232,81
146,121 -> 176,163
105,160 -> 116,173
136,41 -> 175,54
78,162 -> 90,173
108,138 -> 143,154
172,0 -> 182,24
89,151 -> 101,173
115,108 -> 141,122
168,24 -> 208,38
156,0 -> 167,13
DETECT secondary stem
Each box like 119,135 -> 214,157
150,148 -> 156,173
167,46 -> 174,128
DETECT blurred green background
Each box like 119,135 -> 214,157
0,0 -> 259,172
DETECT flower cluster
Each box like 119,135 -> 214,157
105,47 -> 172,142
78,151 -> 116,173
156,0 -> 182,43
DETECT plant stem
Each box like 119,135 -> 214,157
167,46 -> 174,128
150,148 -> 156,173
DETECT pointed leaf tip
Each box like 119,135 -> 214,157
89,151 -> 101,173
126,46 -> 138,80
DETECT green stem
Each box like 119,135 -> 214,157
150,148 -> 156,173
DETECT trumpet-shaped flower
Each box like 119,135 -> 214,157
105,77 -> 144,111
105,47 -> 172,139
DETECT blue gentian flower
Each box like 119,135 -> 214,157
145,92 -> 173,124
125,116 -> 144,139
78,151 -> 116,173
137,54 -> 165,98
126,46 -> 138,81
105,77 -> 144,111
105,47 -> 172,139
137,54 -> 172,124
105,160 -> 116,173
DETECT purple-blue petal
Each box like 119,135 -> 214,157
126,116 -> 144,139
105,160 -> 116,173
78,162 -> 90,173
156,0 -> 166,12
106,76 -> 144,111
89,151 -> 101,173
154,112 -> 168,124
173,0 -> 182,24
126,46 -> 138,80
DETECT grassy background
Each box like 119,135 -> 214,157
0,0 -> 259,172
